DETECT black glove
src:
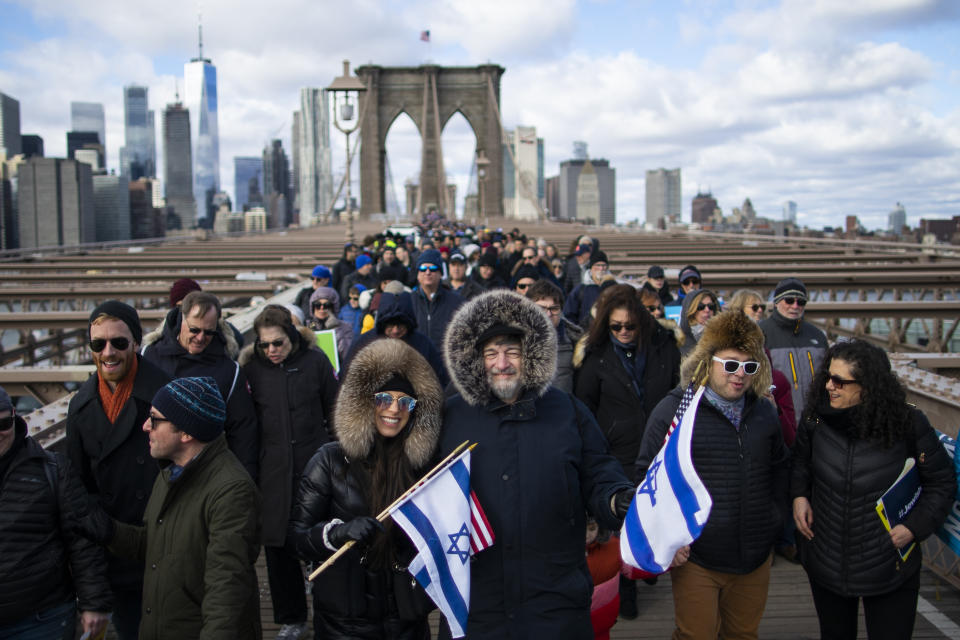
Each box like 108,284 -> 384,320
328,517 -> 383,548
69,495 -> 115,545
614,488 -> 635,520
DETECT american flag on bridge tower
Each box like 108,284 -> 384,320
420,30 -> 431,42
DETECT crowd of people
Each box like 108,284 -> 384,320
0,223 -> 955,640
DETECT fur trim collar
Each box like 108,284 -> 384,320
334,339 -> 442,467
443,290 -> 557,406
141,307 -> 240,360
680,310 -> 772,394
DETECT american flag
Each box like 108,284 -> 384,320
420,30 -> 430,42
664,381 -> 697,444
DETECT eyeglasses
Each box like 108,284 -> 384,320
312,301 -> 334,310
0,415 -> 16,432
537,304 -> 562,315
609,322 -> 637,333
418,264 -> 441,273
89,337 -> 131,352
258,338 -> 287,350
750,304 -> 767,313
712,356 -> 760,375
373,392 -> 417,413
682,278 -> 701,286
645,305 -> 662,313
146,414 -> 172,430
187,326 -> 217,337
696,303 -> 718,312
781,297 -> 807,307
828,374 -> 858,389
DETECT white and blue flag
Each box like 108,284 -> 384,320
621,383 -> 712,574
389,449 -> 493,638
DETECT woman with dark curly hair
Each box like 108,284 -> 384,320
791,339 -> 956,639
573,283 -> 681,619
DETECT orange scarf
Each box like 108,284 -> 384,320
98,356 -> 139,424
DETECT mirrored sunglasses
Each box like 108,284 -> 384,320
418,264 -> 441,272
373,392 -> 417,413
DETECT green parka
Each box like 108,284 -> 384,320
111,434 -> 262,640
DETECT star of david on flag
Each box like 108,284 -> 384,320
389,449 -> 494,638
621,383 -> 712,574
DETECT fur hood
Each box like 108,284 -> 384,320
658,317 -> 685,347
443,290 -> 557,407
141,306 -> 240,360
334,339 -> 442,468
238,325 -> 316,366
680,309 -> 772,394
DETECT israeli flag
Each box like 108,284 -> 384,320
390,450 -> 492,638
621,383 -> 712,574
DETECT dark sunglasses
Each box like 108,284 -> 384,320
187,326 -> 218,337
418,264 -> 441,273
609,322 -> 637,333
348,296 -> 360,301
712,356 -> 760,375
645,305 -> 662,313
0,415 -> 16,432
373,392 -> 417,413
682,278 -> 701,286
516,283 -> 531,290
696,303 -> 718,312
89,336 -> 131,352
828,374 -> 858,389
782,297 -> 807,307
312,276 -> 327,282
312,301 -> 334,310
750,303 -> 767,313
258,338 -> 287,350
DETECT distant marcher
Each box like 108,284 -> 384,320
678,288 -> 718,357
469,251 -> 507,292
296,265 -> 333,321
332,243 -> 359,293
340,254 -> 380,304
444,250 -> 485,300
307,287 -> 354,360
667,265 -> 702,309
646,265 -> 673,306
410,249 -> 463,353
339,284 -> 366,337
524,279 -> 583,393
511,264 -> 541,294
563,243 -> 592,293
564,250 -> 611,329
792,340 -> 955,640
168,277 -> 202,308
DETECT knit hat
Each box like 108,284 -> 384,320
678,265 -> 702,284
478,251 -> 498,268
355,254 -> 373,270
773,277 -> 808,303
376,373 -> 417,398
589,251 -> 609,268
416,249 -> 443,269
151,377 -> 225,442
89,300 -> 143,345
282,303 -> 305,325
311,265 -> 332,280
169,278 -> 202,308
647,265 -> 665,279
379,264 -> 406,283
0,386 -> 12,413
513,265 -> 540,283
309,287 -> 340,314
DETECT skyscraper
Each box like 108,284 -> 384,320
163,101 -> 195,229
18,157 -> 96,248
262,139 -> 291,229
295,88 -> 333,226
70,102 -> 106,166
782,200 -> 797,224
184,24 -> 220,225
67,131 -> 104,168
691,191 -> 718,224
234,157 -> 262,212
0,91 -> 21,157
889,202 -> 906,233
93,174 -> 131,242
556,143 -> 615,222
21,134 -> 43,158
645,168 -> 681,226
120,85 -> 156,179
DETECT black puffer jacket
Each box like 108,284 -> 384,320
575,323 -> 680,477
790,407 -> 955,596
637,387 -> 789,575
1,423 -> 112,624
241,327 -> 339,547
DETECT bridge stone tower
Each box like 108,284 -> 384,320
356,64 -> 505,218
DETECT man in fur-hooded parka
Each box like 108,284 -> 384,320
635,310 -> 789,640
439,290 -> 633,640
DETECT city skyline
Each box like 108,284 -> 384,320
0,1 -> 957,229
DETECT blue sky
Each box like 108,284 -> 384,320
1,0 -> 958,229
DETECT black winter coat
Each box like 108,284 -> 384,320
575,325 -> 681,477
289,443 -> 431,640
142,310 -> 260,481
66,356 -> 170,589
790,407 -> 955,596
0,427 -> 113,624
242,331 -> 339,547
410,285 -> 463,353
638,387 -> 789,575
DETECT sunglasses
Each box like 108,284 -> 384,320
312,276 -> 327,282
0,415 -> 16,432
750,304 -> 767,313
645,305 -> 662,313
418,264 -> 441,273
828,374 -> 858,389
696,303 -> 718,312
373,392 -> 417,413
258,338 -> 287,350
348,296 -> 360,301
89,336 -> 131,352
313,301 -> 334,310
609,322 -> 637,333
682,278 -> 701,286
516,283 -> 532,290
187,326 -> 218,337
781,297 -> 807,307
712,356 -> 760,375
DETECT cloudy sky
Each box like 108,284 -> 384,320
1,0 -> 958,229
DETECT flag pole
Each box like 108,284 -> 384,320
309,440 -> 474,579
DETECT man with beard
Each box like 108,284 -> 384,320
437,290 -> 633,639
66,301 -> 171,639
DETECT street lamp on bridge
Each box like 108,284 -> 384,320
327,60 -> 367,244
476,149 -> 490,225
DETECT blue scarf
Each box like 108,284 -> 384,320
610,335 -> 646,401
704,386 -> 745,429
